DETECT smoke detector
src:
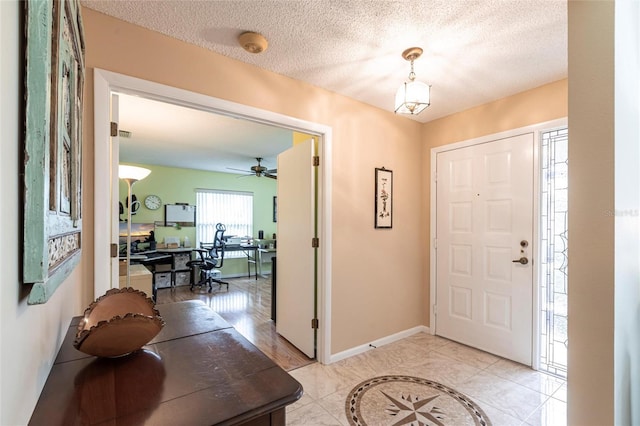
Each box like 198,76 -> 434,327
238,31 -> 268,54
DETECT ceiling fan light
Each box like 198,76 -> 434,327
394,80 -> 430,115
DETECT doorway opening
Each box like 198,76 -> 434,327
114,93 -> 315,365
93,68 -> 332,365
539,127 -> 569,378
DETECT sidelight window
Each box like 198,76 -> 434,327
540,127 -> 569,378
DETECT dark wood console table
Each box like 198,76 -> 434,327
29,300 -> 303,425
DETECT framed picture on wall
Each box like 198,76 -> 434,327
23,0 -> 85,304
374,167 -> 392,229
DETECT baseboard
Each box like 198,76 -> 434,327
328,325 -> 431,364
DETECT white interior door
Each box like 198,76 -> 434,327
276,138 -> 316,358
435,133 -> 534,365
110,93 -> 120,291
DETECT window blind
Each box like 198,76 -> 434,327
195,189 -> 253,258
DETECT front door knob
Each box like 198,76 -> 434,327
512,257 -> 529,265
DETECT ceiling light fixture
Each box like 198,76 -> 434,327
394,47 -> 431,115
238,31 -> 268,54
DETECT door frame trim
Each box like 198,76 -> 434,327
429,118 -> 567,369
93,68 -> 333,364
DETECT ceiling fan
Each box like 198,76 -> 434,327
228,157 -> 277,179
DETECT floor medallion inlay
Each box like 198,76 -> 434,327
345,375 -> 492,426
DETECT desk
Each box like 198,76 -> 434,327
224,244 -> 259,279
126,248 -> 192,289
157,248 -> 193,287
120,255 -> 171,301
29,300 -> 303,425
131,246 -> 260,282
258,248 -> 277,277
118,264 -> 153,299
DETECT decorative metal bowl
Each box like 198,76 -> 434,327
74,288 -> 165,358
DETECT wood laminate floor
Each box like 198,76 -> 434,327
156,276 -> 315,372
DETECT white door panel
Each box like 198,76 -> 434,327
110,94 -> 120,291
276,139 -> 315,358
436,134 -> 533,365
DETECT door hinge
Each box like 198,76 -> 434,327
313,155 -> 320,167
110,121 -> 118,137
434,238 -> 438,249
434,171 -> 438,182
311,318 -> 319,329
110,243 -> 118,258
312,237 -> 319,248
433,304 -> 437,316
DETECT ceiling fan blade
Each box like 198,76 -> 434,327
231,158 -> 276,177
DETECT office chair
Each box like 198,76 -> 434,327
187,223 -> 229,292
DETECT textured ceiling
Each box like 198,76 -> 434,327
82,0 -> 567,172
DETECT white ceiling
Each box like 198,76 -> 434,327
117,93 -> 292,174
83,0 -> 567,173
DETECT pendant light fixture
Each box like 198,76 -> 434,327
394,47 -> 431,115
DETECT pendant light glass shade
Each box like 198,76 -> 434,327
394,80 -> 431,115
394,46 -> 431,115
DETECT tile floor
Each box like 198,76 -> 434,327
286,332 -> 566,426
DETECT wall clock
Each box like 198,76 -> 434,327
144,194 -> 162,210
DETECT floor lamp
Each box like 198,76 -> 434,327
119,165 -> 151,288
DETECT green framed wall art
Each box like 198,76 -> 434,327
23,0 -> 85,304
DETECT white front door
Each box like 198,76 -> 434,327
276,138 -> 316,358
435,133 -> 534,365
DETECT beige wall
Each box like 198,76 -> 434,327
421,79 -> 568,149
82,9 -> 425,355
1,2 -> 88,424
419,79 -> 568,325
568,1 -> 616,424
